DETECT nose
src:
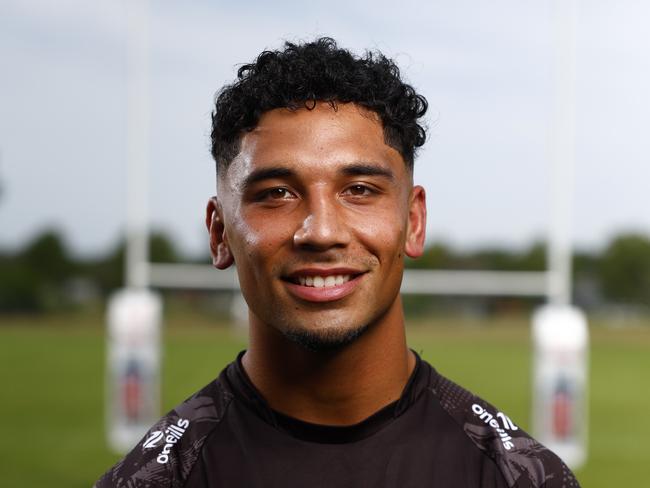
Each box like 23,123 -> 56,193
293,192 -> 351,251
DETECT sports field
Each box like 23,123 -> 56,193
1,307 -> 648,487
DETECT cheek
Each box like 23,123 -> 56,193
228,212 -> 293,266
352,209 -> 408,261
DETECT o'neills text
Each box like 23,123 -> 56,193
156,418 -> 190,464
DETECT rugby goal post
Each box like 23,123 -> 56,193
106,0 -> 161,453
110,0 -> 587,468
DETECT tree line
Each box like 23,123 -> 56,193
1,229 -> 649,314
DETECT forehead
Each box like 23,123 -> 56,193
223,102 -> 407,185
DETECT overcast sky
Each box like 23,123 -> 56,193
1,0 -> 649,258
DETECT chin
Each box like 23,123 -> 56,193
282,322 -> 371,352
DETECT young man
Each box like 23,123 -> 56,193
96,38 -> 580,487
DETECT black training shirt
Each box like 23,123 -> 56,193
96,352 -> 580,487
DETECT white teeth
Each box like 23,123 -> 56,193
295,274 -> 353,288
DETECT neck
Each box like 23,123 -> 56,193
241,297 -> 415,426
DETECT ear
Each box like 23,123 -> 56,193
404,185 -> 427,258
205,196 -> 234,269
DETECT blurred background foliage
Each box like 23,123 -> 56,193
0,229 -> 185,313
1,228 -> 649,319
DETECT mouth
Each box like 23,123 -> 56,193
291,274 -> 353,288
282,269 -> 366,302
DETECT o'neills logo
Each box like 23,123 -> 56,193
143,431 -> 164,449
142,418 -> 189,464
471,404 -> 517,451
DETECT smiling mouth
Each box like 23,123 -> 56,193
284,270 -> 366,288
292,274 -> 352,288
282,271 -> 366,302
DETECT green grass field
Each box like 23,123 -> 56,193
1,307 -> 648,487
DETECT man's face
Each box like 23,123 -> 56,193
208,102 -> 426,350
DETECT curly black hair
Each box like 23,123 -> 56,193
210,37 -> 427,173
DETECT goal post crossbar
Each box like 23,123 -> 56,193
147,263 -> 551,297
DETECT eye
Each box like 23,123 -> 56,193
344,184 -> 374,197
260,187 -> 295,200
269,188 -> 289,199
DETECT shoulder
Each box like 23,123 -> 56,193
95,375 -> 234,488
426,364 -> 580,488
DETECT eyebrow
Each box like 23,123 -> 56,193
340,163 -> 395,181
239,162 -> 395,192
241,167 -> 295,191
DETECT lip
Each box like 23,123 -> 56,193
283,270 -> 366,303
285,267 -> 364,279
